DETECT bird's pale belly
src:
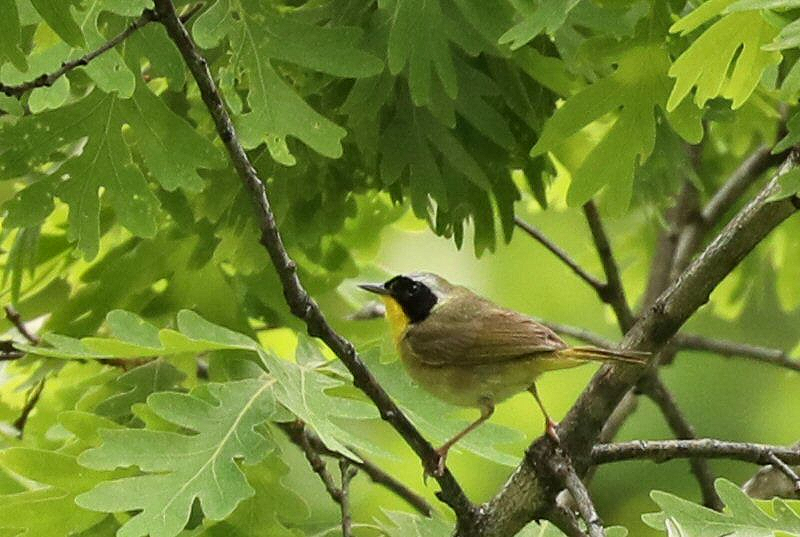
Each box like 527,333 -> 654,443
399,349 -> 570,408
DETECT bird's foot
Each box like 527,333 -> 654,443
545,418 -> 560,444
423,447 -> 449,483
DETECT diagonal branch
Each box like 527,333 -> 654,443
676,333 -> 800,372
671,146 -> 780,277
514,216 -> 606,293
279,421 -> 434,517
591,439 -> 800,466
471,150 -> 800,537
582,200 -> 720,507
152,0 -> 474,522
4,306 -> 40,345
582,201 -> 635,330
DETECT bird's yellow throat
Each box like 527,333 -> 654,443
379,296 -> 409,345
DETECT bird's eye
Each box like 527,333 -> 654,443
408,282 -> 420,294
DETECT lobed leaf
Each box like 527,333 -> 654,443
76,379 -> 278,537
643,478 -> 800,536
667,11 -> 780,111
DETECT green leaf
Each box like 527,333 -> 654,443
30,0 -> 85,47
0,0 -> 27,71
727,0 -> 800,11
192,0 -> 380,164
499,0 -> 581,50
259,346 -> 380,460
381,0 -> 457,106
197,457 -> 307,536
20,309 -> 257,359
764,18 -> 800,50
76,379 -> 278,537
643,478 -> 800,536
0,447 -> 118,536
667,11 -> 781,111
532,45 -> 700,212
378,510 -> 453,536
95,359 -> 186,419
120,81 -> 225,192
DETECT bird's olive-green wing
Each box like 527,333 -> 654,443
404,297 -> 568,367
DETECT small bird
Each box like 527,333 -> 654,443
359,272 -> 647,475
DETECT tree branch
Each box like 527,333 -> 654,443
286,421 -> 343,506
470,150 -> 800,537
638,374 -> 723,509
514,216 -> 606,293
278,421 -> 434,517
4,306 -> 40,345
765,453 -> 800,494
547,451 -> 605,537
0,5 -> 204,100
675,333 -> 800,372
153,0 -> 474,522
339,460 -> 357,537
591,439 -> 800,466
13,379 -> 44,438
671,146 -> 779,277
582,201 -> 635,330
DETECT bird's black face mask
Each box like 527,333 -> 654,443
383,276 -> 438,323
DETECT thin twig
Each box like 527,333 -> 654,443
4,306 -> 40,345
339,460 -> 357,537
766,453 -> 800,493
513,216 -> 606,293
676,333 -> 800,372
0,4 -> 204,99
591,439 -> 800,465
639,374 -> 724,509
289,422 -> 342,505
0,11 -> 157,98
152,1 -> 473,521
547,451 -> 604,537
13,379 -> 44,438
582,201 -> 635,330
671,146 -> 778,277
279,421 -> 433,516
743,441 -> 800,499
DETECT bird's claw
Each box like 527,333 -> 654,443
423,447 -> 448,483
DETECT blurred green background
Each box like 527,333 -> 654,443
280,198 -> 800,536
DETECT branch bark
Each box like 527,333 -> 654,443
671,146 -> 779,277
469,150 -> 800,537
592,439 -> 800,466
582,202 -> 635,330
153,0 -> 474,522
279,421 -> 434,517
676,333 -> 800,372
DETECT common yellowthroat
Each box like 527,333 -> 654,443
359,272 -> 646,475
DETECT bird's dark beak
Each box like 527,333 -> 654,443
358,283 -> 390,295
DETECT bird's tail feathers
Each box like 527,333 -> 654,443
556,346 -> 649,365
